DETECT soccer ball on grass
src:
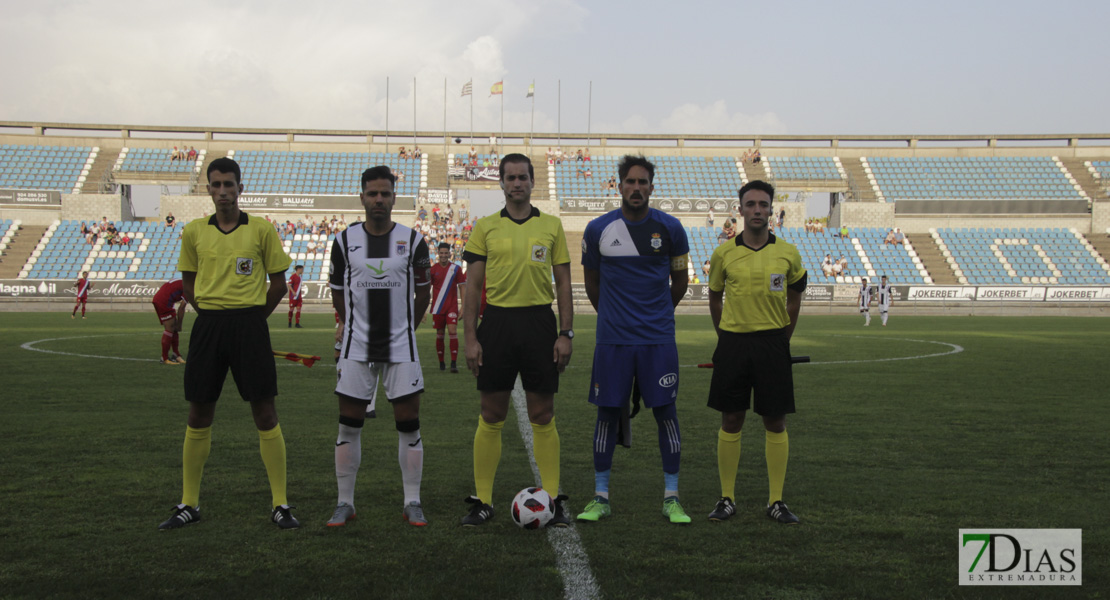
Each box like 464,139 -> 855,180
511,486 -> 554,529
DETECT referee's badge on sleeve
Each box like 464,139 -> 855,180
770,273 -> 785,291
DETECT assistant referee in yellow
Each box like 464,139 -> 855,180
706,180 -> 806,525
159,157 -> 299,530
460,153 -> 574,527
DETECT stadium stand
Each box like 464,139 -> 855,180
21,219 -> 333,282
683,226 -> 928,286
552,155 -> 746,200
230,150 -> 425,196
23,220 -> 185,281
0,145 -> 96,193
863,157 -> 1087,202
115,147 -> 204,175
931,227 -> 1110,285
762,156 -> 846,182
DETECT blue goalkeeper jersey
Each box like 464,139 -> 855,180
582,208 -> 690,345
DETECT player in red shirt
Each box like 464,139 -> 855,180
71,271 -> 92,319
153,277 -> 188,364
428,242 -> 466,372
288,265 -> 304,328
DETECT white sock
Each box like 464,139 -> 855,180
864,312 -> 871,326
881,312 -> 888,325
335,422 -> 362,506
398,428 -> 423,505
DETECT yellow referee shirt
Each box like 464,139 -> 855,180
708,233 -> 806,333
178,212 -> 292,310
463,207 -> 570,307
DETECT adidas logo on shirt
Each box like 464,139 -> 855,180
610,239 -> 622,247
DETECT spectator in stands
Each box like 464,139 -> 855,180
838,255 -> 848,275
459,203 -> 468,221
822,254 -> 834,277
840,225 -> 849,239
397,170 -> 406,182
576,149 -> 584,162
121,234 -> 132,248
894,228 -> 906,245
741,149 -> 751,163
604,176 -> 616,196
884,229 -> 896,244
418,206 -> 428,222
777,209 -> 785,228
751,149 -> 762,164
706,209 -> 714,228
584,148 -> 591,162
87,223 -> 99,245
546,148 -> 555,164
413,146 -> 422,158
468,146 -> 477,163
307,239 -> 317,255
80,222 -> 90,237
702,259 -> 711,278
717,228 -> 730,244
187,147 -> 198,161
165,212 -> 176,229
171,146 -> 181,162
727,218 -> 738,239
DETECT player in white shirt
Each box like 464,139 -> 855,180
326,166 -> 432,528
878,275 -> 892,326
858,277 -> 872,326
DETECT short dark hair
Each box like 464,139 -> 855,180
437,242 -> 451,251
498,153 -> 534,182
294,264 -> 303,271
738,180 -> 775,202
361,165 -> 397,190
618,155 -> 655,183
207,157 -> 241,184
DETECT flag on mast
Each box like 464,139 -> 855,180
489,81 -> 503,96
460,80 -> 472,97
526,83 -> 534,98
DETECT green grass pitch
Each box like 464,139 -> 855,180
1,311 -> 1106,599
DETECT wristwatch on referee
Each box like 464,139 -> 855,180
559,329 -> 574,340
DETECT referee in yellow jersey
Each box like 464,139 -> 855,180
459,153 -> 574,527
706,180 -> 806,525
159,157 -> 299,530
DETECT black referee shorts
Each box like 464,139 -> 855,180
476,304 -> 559,394
707,329 -> 795,416
184,306 -> 278,403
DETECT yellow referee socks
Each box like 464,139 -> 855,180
258,424 -> 288,508
766,429 -> 789,505
473,417 -> 504,505
181,425 -> 211,508
530,419 -> 560,496
717,428 -> 742,500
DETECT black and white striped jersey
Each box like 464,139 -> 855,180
330,223 -> 431,363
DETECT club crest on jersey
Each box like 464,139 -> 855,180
395,241 -> 407,256
532,245 -> 548,263
236,258 -> 253,275
770,273 -> 785,292
650,233 -> 663,251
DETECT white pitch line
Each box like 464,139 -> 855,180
21,334 -> 335,368
678,335 -> 964,367
511,380 -> 602,600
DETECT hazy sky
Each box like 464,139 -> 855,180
2,0 -> 1108,136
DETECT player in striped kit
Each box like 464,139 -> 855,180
878,275 -> 892,326
288,265 -> 304,328
71,271 -> 92,319
326,166 -> 432,527
858,277 -> 873,326
429,242 -> 466,373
